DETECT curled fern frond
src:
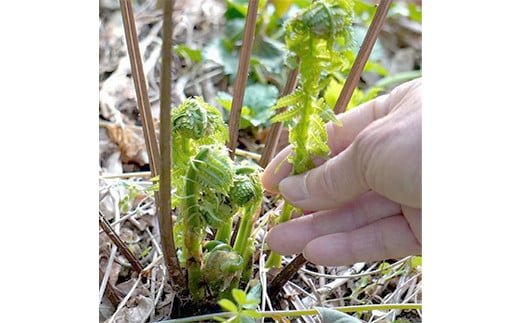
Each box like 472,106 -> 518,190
190,145 -> 234,195
230,164 -> 263,208
172,97 -> 228,141
288,0 -> 353,44
203,247 -> 243,294
200,193 -> 236,228
230,175 -> 258,207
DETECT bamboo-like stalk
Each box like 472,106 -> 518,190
227,0 -> 260,159
119,0 -> 160,175
158,0 -> 187,295
333,0 -> 393,114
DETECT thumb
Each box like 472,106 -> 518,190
278,145 -> 368,211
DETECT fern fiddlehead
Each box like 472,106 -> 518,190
266,0 -> 354,268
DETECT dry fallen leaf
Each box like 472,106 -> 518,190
106,123 -> 148,167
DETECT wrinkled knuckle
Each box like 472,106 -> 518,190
352,129 -> 377,187
319,161 -> 344,205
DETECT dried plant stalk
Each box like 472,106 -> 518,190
334,0 -> 393,114
268,254 -> 308,297
227,0 -> 260,159
99,211 -> 144,273
119,0 -> 160,175
158,0 -> 187,295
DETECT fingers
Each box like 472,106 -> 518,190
266,192 -> 401,255
261,85 -> 397,194
303,215 -> 422,266
263,78 -> 422,210
278,143 -> 367,211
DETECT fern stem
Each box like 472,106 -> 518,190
215,217 -> 233,244
183,148 -> 208,302
265,202 -> 293,268
233,205 -> 259,260
119,0 -> 160,175
227,0 -> 260,159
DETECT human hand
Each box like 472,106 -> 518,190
263,78 -> 422,266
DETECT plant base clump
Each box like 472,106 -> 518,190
170,97 -> 263,304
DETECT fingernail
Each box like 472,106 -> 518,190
279,173 -> 309,203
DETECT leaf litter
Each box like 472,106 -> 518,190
99,0 -> 422,322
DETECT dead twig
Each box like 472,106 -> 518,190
267,253 -> 308,297
119,0 -> 161,175
158,0 -> 188,297
100,211 -> 144,274
333,0 -> 393,114
227,0 -> 260,159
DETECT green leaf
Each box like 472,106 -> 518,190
316,307 -> 363,323
202,38 -> 239,77
243,83 -> 279,126
232,288 -> 248,306
226,0 -> 249,18
174,44 -> 202,62
378,261 -> 392,275
347,86 -> 383,110
218,298 -> 239,313
217,84 -> 279,128
246,283 -> 262,303
411,256 -> 422,269
407,3 -> 422,22
251,35 -> 286,74
324,78 -> 343,109
293,0 -> 312,8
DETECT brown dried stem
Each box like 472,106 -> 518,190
333,0 -> 393,114
158,0 -> 187,294
226,0 -> 260,159
267,254 -> 308,297
99,211 -> 144,274
119,0 -> 161,176
259,68 -> 299,168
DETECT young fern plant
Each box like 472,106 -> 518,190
170,97 -> 263,303
266,0 -> 354,268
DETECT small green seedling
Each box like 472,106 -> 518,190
216,285 -> 262,323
